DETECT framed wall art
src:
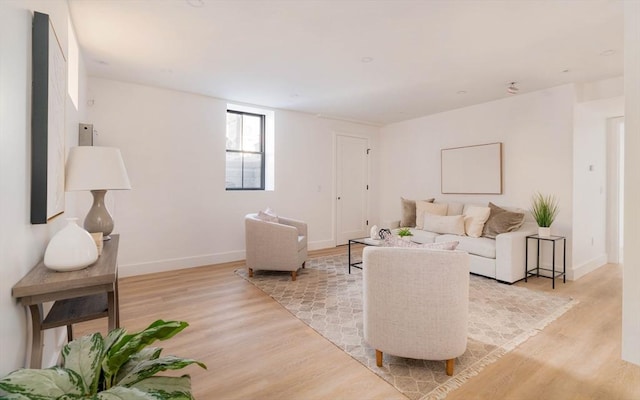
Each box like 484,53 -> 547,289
441,142 -> 502,194
31,11 -> 67,224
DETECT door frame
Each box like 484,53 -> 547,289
606,116 -> 624,263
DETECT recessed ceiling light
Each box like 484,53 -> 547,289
562,69 -> 570,73
361,57 -> 374,63
186,0 -> 205,7
457,90 -> 467,95
600,49 -> 615,56
95,60 -> 109,66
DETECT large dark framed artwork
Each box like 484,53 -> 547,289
31,12 -> 66,224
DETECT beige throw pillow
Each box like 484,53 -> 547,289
401,197 -> 435,227
463,205 -> 491,237
482,202 -> 525,239
423,214 -> 465,235
416,201 -> 448,229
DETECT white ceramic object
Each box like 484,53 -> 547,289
44,218 -> 99,271
370,225 -> 379,239
538,227 -> 551,237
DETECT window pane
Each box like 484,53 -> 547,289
226,113 -> 242,151
225,152 -> 242,189
242,115 -> 262,152
243,153 -> 263,188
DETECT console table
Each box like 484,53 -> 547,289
12,235 -> 120,368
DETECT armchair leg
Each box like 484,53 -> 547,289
291,271 -> 297,281
302,261 -> 306,269
248,268 -> 253,277
376,350 -> 383,367
446,359 -> 455,376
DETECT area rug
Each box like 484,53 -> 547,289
235,255 -> 577,400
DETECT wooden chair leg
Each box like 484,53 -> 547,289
66,325 -> 73,342
376,350 -> 383,367
446,358 -> 455,376
291,271 -> 297,281
248,268 -> 253,277
302,261 -> 306,268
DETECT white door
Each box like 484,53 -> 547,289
336,135 -> 369,245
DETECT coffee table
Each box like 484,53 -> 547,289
348,237 -> 385,274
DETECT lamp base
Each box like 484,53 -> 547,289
84,190 -> 115,238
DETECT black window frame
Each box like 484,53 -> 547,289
225,109 -> 266,190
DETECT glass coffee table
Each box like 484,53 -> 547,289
348,237 -> 385,274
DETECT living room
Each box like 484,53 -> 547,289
2,0 -> 640,399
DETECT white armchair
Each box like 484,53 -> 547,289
245,213 -> 308,281
363,246 -> 469,376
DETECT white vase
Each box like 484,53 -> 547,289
538,227 -> 551,237
44,218 -> 99,271
370,225 -> 379,239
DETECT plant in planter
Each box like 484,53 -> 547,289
530,192 -> 559,237
397,227 -> 414,239
0,319 -> 206,399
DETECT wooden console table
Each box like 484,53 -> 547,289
12,235 -> 120,368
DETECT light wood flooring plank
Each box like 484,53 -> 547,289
74,247 -> 640,399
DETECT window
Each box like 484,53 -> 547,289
225,110 -> 266,190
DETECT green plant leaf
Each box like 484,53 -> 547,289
129,375 -> 193,400
530,192 -> 559,227
103,321 -> 188,387
95,386 -> 156,400
117,356 -> 206,387
0,368 -> 83,398
62,332 -> 105,394
104,328 -> 127,354
115,347 -> 162,384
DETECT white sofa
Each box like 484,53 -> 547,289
391,202 -> 537,283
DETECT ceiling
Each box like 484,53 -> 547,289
68,0 -> 624,126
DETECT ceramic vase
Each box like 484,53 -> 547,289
538,226 -> 551,237
44,218 -> 99,271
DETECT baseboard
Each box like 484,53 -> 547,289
120,240 -> 338,277
569,254 -> 608,281
119,250 -> 246,277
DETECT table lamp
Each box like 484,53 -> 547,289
65,146 -> 131,240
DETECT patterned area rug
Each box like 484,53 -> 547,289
236,255 -> 577,400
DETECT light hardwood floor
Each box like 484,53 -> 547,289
75,246 -> 640,399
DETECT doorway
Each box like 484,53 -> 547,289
336,134 -> 369,245
606,117 -> 625,263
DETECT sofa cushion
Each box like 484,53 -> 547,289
463,205 -> 491,238
400,197 -> 434,227
436,234 -> 496,259
423,214 -> 465,235
446,202 -> 465,216
482,202 -> 525,239
416,202 -> 448,229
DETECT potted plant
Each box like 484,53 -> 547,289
397,227 -> 414,241
0,320 -> 206,399
530,192 -> 559,237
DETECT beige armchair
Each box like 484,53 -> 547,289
245,213 -> 308,281
363,246 -> 469,376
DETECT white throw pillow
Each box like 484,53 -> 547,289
463,205 -> 491,237
257,207 -> 278,222
416,201 -> 448,229
423,214 -> 465,235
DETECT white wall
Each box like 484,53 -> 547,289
378,85 -> 575,269
85,78 -> 379,277
572,92 -> 624,279
622,0 -> 640,366
0,0 -> 87,374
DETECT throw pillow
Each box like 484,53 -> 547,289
416,201 -> 447,229
423,214 -> 465,235
400,197 -> 434,227
257,207 -> 279,223
482,202 -> 525,239
463,205 -> 491,237
419,240 -> 460,250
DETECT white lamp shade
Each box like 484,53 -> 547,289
66,146 -> 132,191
